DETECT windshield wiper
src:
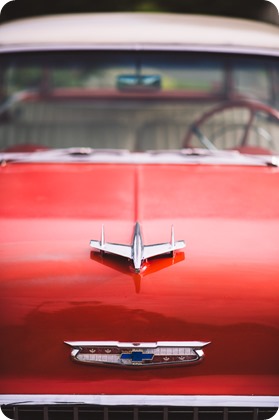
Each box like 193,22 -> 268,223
146,148 -> 279,167
64,147 -> 130,156
0,147 -> 131,164
248,155 -> 279,167
147,148 -> 232,157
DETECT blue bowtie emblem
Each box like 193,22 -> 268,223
120,350 -> 153,363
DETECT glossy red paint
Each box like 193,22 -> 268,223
0,163 -> 279,396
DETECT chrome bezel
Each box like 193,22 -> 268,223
65,341 -> 209,367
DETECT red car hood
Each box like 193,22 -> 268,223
0,163 -> 279,397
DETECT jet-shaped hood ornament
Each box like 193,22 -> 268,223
90,222 -> 185,273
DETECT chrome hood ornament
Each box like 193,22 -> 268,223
65,341 -> 210,367
90,222 -> 185,272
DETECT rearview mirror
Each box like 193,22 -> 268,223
117,75 -> 161,91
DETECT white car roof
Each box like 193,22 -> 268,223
0,13 -> 278,54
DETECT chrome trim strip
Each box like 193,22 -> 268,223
0,395 -> 278,407
1,150 -> 276,166
0,44 -> 278,57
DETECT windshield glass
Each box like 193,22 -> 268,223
0,51 -> 278,154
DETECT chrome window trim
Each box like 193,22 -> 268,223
0,395 -> 278,407
1,150 -> 277,166
0,44 -> 278,57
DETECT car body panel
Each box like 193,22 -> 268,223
0,13 -> 278,54
0,163 -> 279,396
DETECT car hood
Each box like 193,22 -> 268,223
0,162 -> 279,397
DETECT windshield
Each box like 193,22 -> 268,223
0,51 -> 279,154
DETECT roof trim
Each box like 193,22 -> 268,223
0,44 -> 278,57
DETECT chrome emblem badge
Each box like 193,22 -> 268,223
64,341 -> 210,367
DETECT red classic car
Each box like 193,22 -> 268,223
0,12 -> 279,420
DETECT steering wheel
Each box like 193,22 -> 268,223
183,99 -> 279,152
